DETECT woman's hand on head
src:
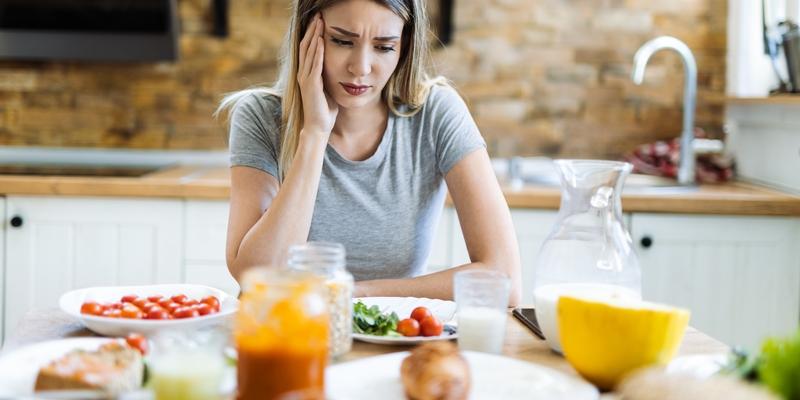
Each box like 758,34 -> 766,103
298,13 -> 338,137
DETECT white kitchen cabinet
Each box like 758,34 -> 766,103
0,196 -> 5,343
631,213 -> 800,351
4,196 -> 183,339
442,207 -> 558,303
183,200 -> 239,296
508,210 -> 559,304
426,207 -> 454,272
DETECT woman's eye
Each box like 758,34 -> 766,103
377,46 -> 396,53
331,37 -> 352,46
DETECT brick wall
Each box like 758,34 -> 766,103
0,0 -> 726,159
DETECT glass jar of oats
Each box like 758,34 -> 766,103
288,242 -> 353,358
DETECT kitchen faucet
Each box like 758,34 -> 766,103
632,36 -> 699,185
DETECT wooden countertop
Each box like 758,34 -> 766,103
1,165 -> 800,216
1,308 -> 729,398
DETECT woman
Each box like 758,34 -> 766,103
217,0 -> 521,305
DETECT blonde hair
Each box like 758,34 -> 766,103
215,0 -> 446,181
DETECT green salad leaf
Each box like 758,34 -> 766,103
353,300 -> 400,336
758,331 -> 800,400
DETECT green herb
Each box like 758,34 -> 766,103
719,347 -> 761,382
758,331 -> 800,400
719,331 -> 800,400
353,300 -> 400,336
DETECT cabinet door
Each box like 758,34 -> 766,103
184,200 -> 239,296
631,213 -> 800,351
0,196 -> 5,343
4,196 -> 183,337
425,207 -> 454,273
452,208 -> 558,304
510,210 -> 558,304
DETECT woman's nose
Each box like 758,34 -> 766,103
347,47 -> 371,77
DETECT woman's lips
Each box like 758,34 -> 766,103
340,83 -> 369,96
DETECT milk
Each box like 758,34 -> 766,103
457,306 -> 507,353
533,283 -> 640,353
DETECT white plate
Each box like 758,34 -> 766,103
353,297 -> 457,345
60,283 -> 239,337
0,337 -> 115,396
667,353 -> 728,379
326,350 -> 599,400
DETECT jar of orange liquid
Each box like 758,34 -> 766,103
235,267 -> 329,400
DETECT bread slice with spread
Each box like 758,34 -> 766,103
34,341 -> 143,394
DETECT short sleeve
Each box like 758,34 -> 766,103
228,93 -> 282,178
429,85 -> 487,175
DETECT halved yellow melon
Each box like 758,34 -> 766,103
558,295 -> 690,391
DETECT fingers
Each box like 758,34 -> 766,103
314,16 -> 325,76
298,15 -> 316,67
302,19 -> 322,76
299,14 -> 321,80
311,37 -> 324,77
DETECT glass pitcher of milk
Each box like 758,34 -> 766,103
533,160 -> 642,353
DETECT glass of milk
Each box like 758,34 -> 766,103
454,270 -> 511,354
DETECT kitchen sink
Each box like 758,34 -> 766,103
0,163 -> 165,177
492,157 -> 699,194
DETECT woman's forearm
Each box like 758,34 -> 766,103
230,131 -> 328,279
355,261 -> 522,307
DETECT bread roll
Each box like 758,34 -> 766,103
400,341 -> 470,400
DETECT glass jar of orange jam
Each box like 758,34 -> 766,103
235,268 -> 329,400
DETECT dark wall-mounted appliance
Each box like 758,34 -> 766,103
0,0 -> 180,62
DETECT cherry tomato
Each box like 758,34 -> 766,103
173,306 -> 199,319
397,318 -> 421,337
201,295 -> 221,312
132,298 -> 149,309
120,294 -> 138,304
410,306 -> 432,323
146,307 -> 169,320
147,295 -> 163,303
420,316 -> 443,337
141,302 -> 160,313
165,302 -> 181,315
195,303 -> 212,316
80,301 -> 104,316
105,308 -> 122,318
121,304 -> 144,319
171,294 -> 188,304
183,299 -> 200,307
125,333 -> 148,355
107,302 -> 123,310
158,298 -> 173,308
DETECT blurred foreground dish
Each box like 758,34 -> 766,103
34,340 -> 143,394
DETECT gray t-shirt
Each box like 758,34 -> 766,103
229,84 -> 485,280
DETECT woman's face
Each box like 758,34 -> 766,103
320,0 -> 405,111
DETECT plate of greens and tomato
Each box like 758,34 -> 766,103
352,297 -> 457,345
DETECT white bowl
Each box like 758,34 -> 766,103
59,283 -> 239,337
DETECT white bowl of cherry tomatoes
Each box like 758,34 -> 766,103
60,284 -> 239,337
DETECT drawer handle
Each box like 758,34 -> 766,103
640,236 -> 653,248
10,215 -> 23,228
